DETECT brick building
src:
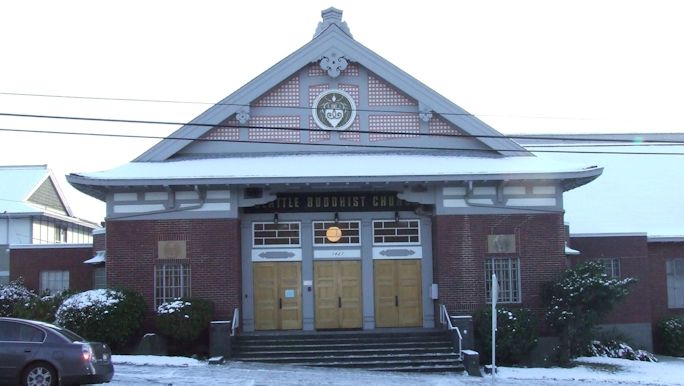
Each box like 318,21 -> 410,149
67,9 -> 602,333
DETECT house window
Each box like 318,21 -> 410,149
40,270 -> 69,294
485,258 -> 521,303
93,267 -> 106,289
155,264 -> 191,307
598,258 -> 621,278
667,258 -> 684,309
372,219 -> 420,245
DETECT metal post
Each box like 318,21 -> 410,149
492,273 -> 497,385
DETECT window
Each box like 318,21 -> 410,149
93,267 -> 106,289
667,258 -> 684,308
253,222 -> 301,246
40,270 -> 69,294
313,220 -> 361,245
485,258 -> 521,303
155,264 -> 191,307
372,219 -> 420,245
598,258 -> 621,278
0,321 -> 45,342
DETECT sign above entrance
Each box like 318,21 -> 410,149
244,192 -> 419,213
312,89 -> 356,130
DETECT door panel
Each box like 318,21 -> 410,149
253,262 -> 301,330
374,259 -> 422,328
315,260 -> 362,329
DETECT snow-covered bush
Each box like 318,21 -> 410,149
56,288 -> 146,349
588,340 -> 657,362
543,261 -> 636,365
156,298 -> 213,344
657,316 -> 684,356
0,279 -> 36,316
475,306 -> 539,365
13,290 -> 72,322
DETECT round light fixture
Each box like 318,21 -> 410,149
326,226 -> 342,242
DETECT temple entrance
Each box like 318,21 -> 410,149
253,262 -> 302,330
373,259 -> 422,327
314,260 -> 362,329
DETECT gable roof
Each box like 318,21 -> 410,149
0,165 -> 72,216
135,8 -> 528,162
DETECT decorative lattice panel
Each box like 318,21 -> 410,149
253,76 -> 300,107
368,74 -> 417,106
201,117 -> 240,141
308,116 -> 331,142
339,116 -> 361,142
309,84 -> 330,107
428,115 -> 461,136
338,83 -> 360,105
308,116 -> 360,142
308,62 -> 360,77
308,63 -> 327,77
369,114 -> 420,141
248,116 -> 301,143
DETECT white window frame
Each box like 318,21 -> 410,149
371,219 -> 421,246
597,257 -> 621,278
485,257 -> 522,304
39,270 -> 69,294
252,221 -> 301,247
667,258 -> 684,309
154,264 -> 191,307
312,220 -> 361,246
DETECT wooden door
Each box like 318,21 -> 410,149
314,260 -> 362,329
253,262 -> 302,330
373,259 -> 422,328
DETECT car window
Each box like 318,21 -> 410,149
48,325 -> 86,342
19,324 -> 45,342
0,321 -> 45,342
0,321 -> 21,341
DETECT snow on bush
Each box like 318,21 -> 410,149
56,288 -> 146,350
657,316 -> 684,356
476,306 -> 539,365
156,297 -> 213,344
588,340 -> 657,362
0,279 -> 36,316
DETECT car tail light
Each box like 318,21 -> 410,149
82,344 -> 94,362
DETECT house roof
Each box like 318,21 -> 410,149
0,165 -> 72,216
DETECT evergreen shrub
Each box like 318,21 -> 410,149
475,306 -> 539,365
156,298 -> 214,344
0,279 -> 36,317
657,316 -> 684,356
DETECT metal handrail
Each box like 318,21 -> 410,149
439,304 -> 462,359
230,308 -> 240,337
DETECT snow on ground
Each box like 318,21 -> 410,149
108,355 -> 684,386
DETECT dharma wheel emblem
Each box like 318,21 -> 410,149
312,89 -> 356,131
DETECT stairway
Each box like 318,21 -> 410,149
231,329 -> 463,373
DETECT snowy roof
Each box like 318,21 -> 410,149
83,250 -> 106,265
0,165 -> 71,215
67,153 -> 602,199
526,142 -> 684,238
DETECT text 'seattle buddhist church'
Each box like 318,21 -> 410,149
67,9 -> 602,333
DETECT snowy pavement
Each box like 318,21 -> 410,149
108,355 -> 684,386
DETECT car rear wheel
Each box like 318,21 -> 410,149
22,362 -> 57,386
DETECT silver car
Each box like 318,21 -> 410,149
0,317 -> 114,386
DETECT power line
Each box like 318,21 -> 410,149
2,126 -> 684,156
1,111 -> 683,145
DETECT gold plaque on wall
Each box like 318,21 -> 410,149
487,234 -> 516,254
158,240 -> 187,259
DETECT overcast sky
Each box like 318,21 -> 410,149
1,0 -> 682,222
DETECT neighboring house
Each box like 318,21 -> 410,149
522,135 -> 684,351
67,8 -> 601,332
0,164 -> 100,292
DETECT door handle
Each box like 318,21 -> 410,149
395,295 -> 399,307
279,298 -> 282,309
338,297 -> 342,308
24,349 -> 32,353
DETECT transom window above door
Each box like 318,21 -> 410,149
372,219 -> 420,245
313,220 -> 361,245
253,222 -> 301,246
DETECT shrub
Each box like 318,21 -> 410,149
0,279 -> 36,316
13,290 -> 73,322
475,307 -> 539,365
156,298 -> 214,344
657,316 -> 684,356
588,339 -> 657,362
55,288 -> 146,350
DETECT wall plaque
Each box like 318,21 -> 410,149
487,234 -> 516,254
158,240 -> 187,260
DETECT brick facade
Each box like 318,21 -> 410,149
106,218 -> 241,320
432,213 -> 566,317
10,246 -> 95,292
648,242 -> 684,335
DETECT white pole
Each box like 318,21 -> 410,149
492,273 -> 497,385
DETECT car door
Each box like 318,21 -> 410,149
0,321 -> 43,382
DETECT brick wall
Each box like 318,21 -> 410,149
432,213 -> 566,318
106,218 -> 241,320
93,231 -> 106,251
10,246 -> 95,292
648,241 -> 684,323
568,235 -> 651,324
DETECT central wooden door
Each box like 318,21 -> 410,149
374,259 -> 422,327
253,262 -> 302,330
314,260 -> 362,329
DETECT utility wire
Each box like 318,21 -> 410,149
1,111 -> 683,145
2,126 -> 684,156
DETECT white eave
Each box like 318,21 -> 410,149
565,243 -> 580,255
84,250 -> 106,264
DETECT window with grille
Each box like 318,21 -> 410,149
93,267 -> 106,289
372,219 -> 420,245
253,222 -> 301,246
485,258 -> 521,303
40,270 -> 69,294
313,221 -> 361,245
597,258 -> 621,278
667,258 -> 684,308
155,264 -> 191,307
